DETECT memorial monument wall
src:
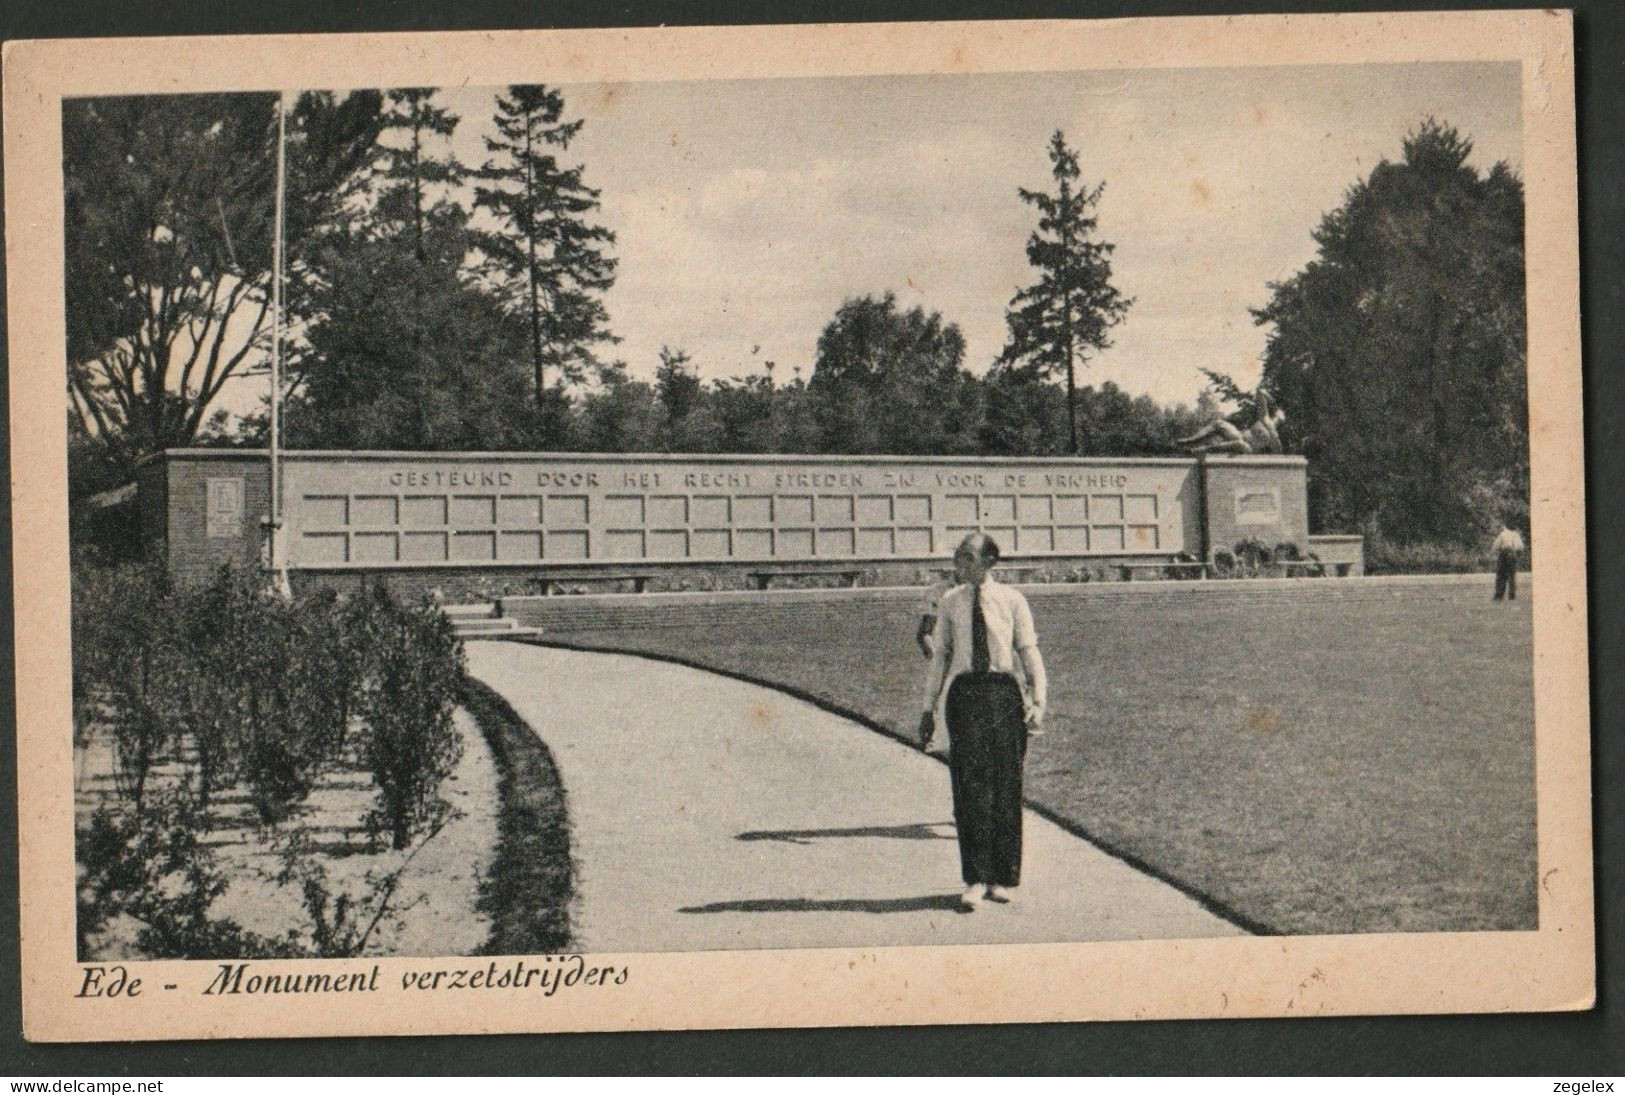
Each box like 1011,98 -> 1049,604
143,450 -> 1313,591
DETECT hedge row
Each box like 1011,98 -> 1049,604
72,561 -> 465,848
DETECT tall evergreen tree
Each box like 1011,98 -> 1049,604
289,228 -> 536,452
474,84 -> 618,403
998,130 -> 1132,454
654,346 -> 702,425
291,88 -> 542,451
373,89 -> 465,259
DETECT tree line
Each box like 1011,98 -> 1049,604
65,88 -> 1527,550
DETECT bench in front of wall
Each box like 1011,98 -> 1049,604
1278,558 -> 1351,578
537,572 -> 659,595
1118,561 -> 1209,581
745,567 -> 866,591
931,564 -> 1044,584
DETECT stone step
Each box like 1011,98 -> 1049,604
450,615 -> 546,642
453,617 -> 525,632
456,627 -> 546,641
443,602 -> 498,619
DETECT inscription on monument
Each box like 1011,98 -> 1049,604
205,477 -> 244,540
281,455 -> 1195,568
381,466 -> 1134,492
1234,487 -> 1282,526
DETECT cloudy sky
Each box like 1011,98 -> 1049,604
223,62 -> 1521,414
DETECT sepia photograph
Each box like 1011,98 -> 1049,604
5,10 -> 1592,1041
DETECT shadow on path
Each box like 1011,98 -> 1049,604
736,821 -> 954,845
679,894 -> 969,915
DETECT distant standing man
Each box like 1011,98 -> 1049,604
918,533 -> 1047,910
1491,521 -> 1526,601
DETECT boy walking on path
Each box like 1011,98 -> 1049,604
918,533 -> 1047,910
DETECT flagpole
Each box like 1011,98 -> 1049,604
268,90 -> 290,597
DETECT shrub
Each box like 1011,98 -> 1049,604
1171,550 -> 1204,580
73,559 -> 472,958
77,790 -> 293,960
1364,537 -> 1489,575
71,559 -> 185,812
75,560 -> 467,833
269,827 -> 417,957
78,790 -> 424,960
355,583 -> 466,850
1233,538 -> 1274,574
170,568 -> 392,823
173,568 -> 262,810
179,568 -> 335,823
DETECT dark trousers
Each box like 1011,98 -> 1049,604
945,673 -> 1028,887
1494,549 -> 1519,600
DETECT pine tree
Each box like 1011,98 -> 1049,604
291,88 -> 540,451
474,84 -> 618,403
373,89 -> 465,260
999,131 -> 1132,454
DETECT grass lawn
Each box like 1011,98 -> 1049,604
555,585 -> 1537,936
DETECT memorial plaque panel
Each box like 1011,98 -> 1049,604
1019,527 -> 1055,552
897,527 -> 932,553
550,530 -> 590,559
777,529 -> 814,557
452,531 -> 496,561
777,495 -> 814,524
1056,526 -> 1089,552
736,496 -> 773,525
1235,487 -> 1282,525
694,496 -> 731,525
353,532 -> 399,563
277,453 -> 1203,570
856,496 -> 892,524
204,477 -> 243,540
694,529 -> 732,557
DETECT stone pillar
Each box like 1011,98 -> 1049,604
152,450 -> 272,588
1199,455 -> 1311,561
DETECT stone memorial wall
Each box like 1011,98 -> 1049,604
144,450 -> 1312,589
281,453 -> 1204,569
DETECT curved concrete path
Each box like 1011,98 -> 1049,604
465,642 -> 1243,952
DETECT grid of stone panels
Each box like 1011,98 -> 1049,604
293,489 -> 591,565
936,490 -> 1164,556
291,482 -> 1169,565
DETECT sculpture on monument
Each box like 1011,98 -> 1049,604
1177,388 -> 1286,455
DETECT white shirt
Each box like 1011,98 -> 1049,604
1491,528 -> 1525,554
920,578 -> 1045,712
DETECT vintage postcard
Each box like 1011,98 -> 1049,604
4,10 -> 1591,1041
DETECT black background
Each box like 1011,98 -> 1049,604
1,0 -> 1619,1075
